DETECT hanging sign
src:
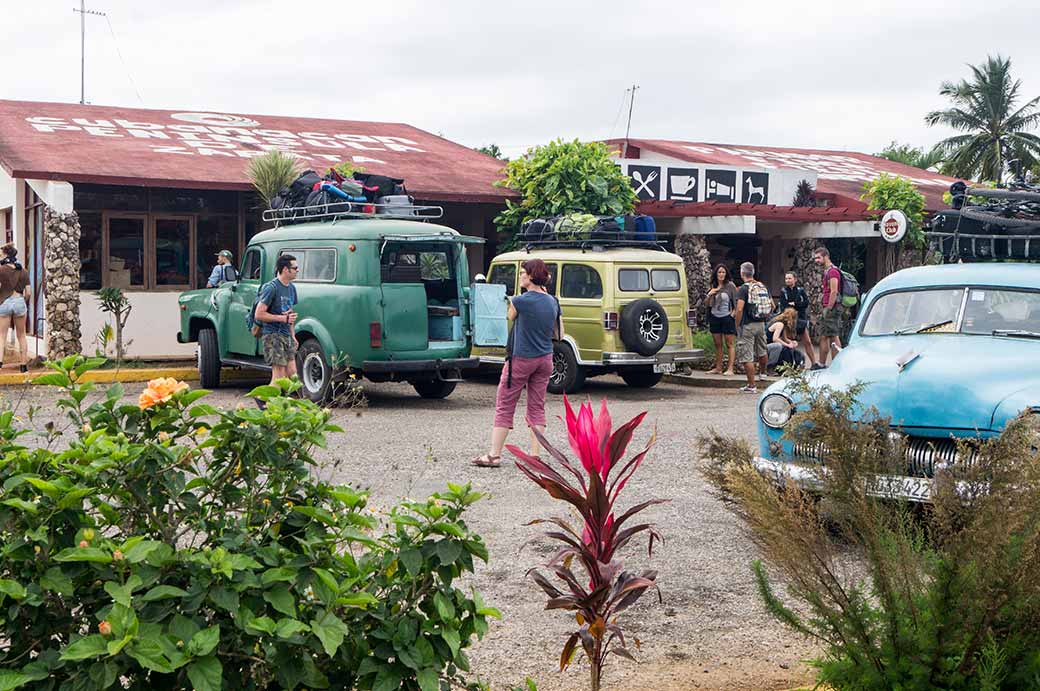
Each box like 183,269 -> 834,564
880,210 -> 908,243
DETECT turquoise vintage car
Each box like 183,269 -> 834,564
754,263 -> 1040,501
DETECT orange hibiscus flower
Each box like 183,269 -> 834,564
138,377 -> 189,410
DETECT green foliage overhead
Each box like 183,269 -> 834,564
474,144 -> 504,160
926,54 -> 1040,181
248,151 -> 303,208
494,139 -> 638,238
860,174 -> 927,248
874,140 -> 944,171
0,356 -> 497,690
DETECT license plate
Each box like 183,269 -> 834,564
864,474 -> 933,502
653,362 -> 676,374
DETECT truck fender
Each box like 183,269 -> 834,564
292,318 -> 339,366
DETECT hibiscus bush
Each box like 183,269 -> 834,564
510,398 -> 663,691
0,356 -> 497,691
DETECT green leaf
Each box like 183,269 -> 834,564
127,639 -> 174,673
60,635 -> 109,661
435,540 -> 462,566
417,668 -> 439,691
0,580 -> 26,600
441,629 -> 461,658
0,671 -> 33,691
431,522 -> 465,538
208,587 -> 239,613
24,477 -> 62,499
57,487 -> 95,509
261,567 -> 296,585
107,634 -> 131,656
104,581 -> 132,608
40,567 -> 75,596
88,660 -> 119,688
263,584 -> 296,617
399,548 -> 422,577
141,585 -> 188,602
433,592 -> 454,621
1,498 -> 38,513
373,669 -> 401,691
187,625 -> 220,657
338,592 -> 379,609
246,384 -> 281,399
187,655 -> 222,691
310,611 -> 349,657
122,539 -> 163,564
55,547 -> 111,564
245,616 -> 276,636
274,618 -> 310,639
169,614 -> 200,644
31,373 -> 68,387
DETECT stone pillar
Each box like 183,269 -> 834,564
42,207 -> 82,359
675,233 -> 711,328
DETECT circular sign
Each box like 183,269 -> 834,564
170,112 -> 260,128
880,209 -> 908,243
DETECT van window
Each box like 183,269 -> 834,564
651,269 -> 681,291
241,248 -> 262,281
561,265 -> 603,299
618,268 -> 649,292
279,248 -> 337,282
543,263 -> 558,296
419,252 -> 451,280
489,264 -> 516,296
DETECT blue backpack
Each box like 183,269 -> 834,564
633,215 -> 656,241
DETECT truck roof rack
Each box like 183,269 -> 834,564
262,201 -> 444,225
520,236 -> 668,252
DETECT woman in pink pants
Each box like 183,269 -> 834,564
473,259 -> 562,468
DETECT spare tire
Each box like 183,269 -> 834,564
620,298 -> 669,356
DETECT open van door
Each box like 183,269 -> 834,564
470,282 -> 508,347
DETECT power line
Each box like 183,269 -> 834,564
103,14 -> 144,104
608,87 -> 629,139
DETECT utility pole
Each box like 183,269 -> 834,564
73,1 -> 106,104
621,84 -> 639,159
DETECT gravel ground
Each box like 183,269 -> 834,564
4,374 -> 817,691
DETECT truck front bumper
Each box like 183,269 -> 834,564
602,348 -> 703,365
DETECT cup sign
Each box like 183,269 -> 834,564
880,209 -> 908,243
667,168 -> 699,201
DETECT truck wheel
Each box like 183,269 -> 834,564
297,339 -> 332,402
548,341 -> 585,394
197,327 -> 221,389
620,366 -> 663,389
413,380 -> 457,399
620,298 -> 669,356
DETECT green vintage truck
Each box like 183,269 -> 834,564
176,218 -> 506,402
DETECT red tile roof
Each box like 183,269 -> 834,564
604,138 -> 962,211
0,100 -> 513,202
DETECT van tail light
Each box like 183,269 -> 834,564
370,322 -> 382,348
603,311 -> 619,330
686,309 -> 697,328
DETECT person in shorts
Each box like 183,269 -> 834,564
778,271 -> 817,368
732,261 -> 771,393
254,254 -> 299,389
813,247 -> 844,369
0,247 -> 30,372
704,263 -> 737,375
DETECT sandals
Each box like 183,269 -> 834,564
471,454 -> 501,468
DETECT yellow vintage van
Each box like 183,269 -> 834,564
476,247 -> 703,393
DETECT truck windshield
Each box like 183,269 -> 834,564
862,287 -> 1040,336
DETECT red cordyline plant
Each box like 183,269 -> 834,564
508,396 -> 664,691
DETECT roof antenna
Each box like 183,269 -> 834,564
621,84 -> 639,159
73,0 -> 106,104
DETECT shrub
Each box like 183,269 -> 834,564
700,378 -> 1040,690
860,173 -> 927,248
510,397 -> 663,691
0,356 -> 497,690
494,139 -> 637,243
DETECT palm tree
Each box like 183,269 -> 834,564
875,141 -> 945,171
247,150 -> 302,207
926,55 -> 1040,181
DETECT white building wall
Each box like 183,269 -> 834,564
79,291 -> 195,359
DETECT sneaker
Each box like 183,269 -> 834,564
739,385 -> 758,394
810,364 -> 826,371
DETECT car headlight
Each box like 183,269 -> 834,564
760,393 -> 794,428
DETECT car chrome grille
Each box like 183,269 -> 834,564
790,436 -> 978,478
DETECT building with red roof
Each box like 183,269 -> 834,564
603,138 -> 963,296
0,100 -> 512,358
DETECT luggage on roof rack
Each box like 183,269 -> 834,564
262,200 -> 443,225
517,213 -> 664,250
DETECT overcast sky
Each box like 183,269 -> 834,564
2,0 -> 1038,159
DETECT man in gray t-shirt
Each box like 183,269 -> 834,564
254,254 -> 299,386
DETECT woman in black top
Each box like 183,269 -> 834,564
778,272 -> 818,368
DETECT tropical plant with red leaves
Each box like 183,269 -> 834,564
508,397 -> 664,691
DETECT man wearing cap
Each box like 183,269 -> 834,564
206,250 -> 238,288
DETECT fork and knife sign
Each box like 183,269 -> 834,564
631,169 -> 658,196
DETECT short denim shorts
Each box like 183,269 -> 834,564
0,295 -> 27,318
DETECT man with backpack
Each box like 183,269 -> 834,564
254,254 -> 299,394
206,250 -> 238,288
813,246 -> 844,368
732,261 -> 772,393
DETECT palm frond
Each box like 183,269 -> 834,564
247,150 -> 303,207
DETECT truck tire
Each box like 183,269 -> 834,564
620,298 -> 669,356
548,341 -> 585,394
297,339 -> 332,403
412,380 -> 457,399
197,327 -> 221,389
620,366 -> 663,389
